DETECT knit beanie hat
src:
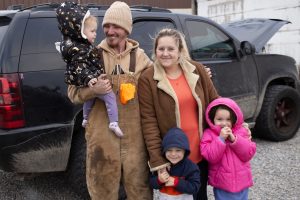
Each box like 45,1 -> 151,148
102,1 -> 132,34
162,127 -> 190,157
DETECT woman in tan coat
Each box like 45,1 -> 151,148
138,28 -> 219,200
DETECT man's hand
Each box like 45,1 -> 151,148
90,74 -> 112,95
88,78 -> 97,88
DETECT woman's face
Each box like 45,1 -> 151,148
155,36 -> 180,69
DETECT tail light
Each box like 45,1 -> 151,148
0,73 -> 25,129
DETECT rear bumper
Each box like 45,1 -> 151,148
0,123 -> 73,172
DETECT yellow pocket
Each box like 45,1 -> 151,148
120,83 -> 136,105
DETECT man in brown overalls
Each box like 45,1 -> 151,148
67,1 -> 153,199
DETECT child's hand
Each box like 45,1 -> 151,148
228,132 -> 236,143
165,176 -> 175,186
88,78 -> 97,88
158,168 -> 170,183
220,127 -> 231,140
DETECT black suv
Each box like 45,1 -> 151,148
0,3 -> 300,198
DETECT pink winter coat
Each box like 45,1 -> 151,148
200,98 -> 256,193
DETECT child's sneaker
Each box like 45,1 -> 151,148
109,122 -> 124,138
82,119 -> 88,128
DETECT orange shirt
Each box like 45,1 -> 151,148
168,73 -> 201,163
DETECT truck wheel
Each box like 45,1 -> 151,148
255,85 -> 300,141
67,127 -> 90,199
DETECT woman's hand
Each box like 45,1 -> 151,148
204,66 -> 212,78
242,122 -> 252,139
158,168 -> 170,183
90,74 -> 112,95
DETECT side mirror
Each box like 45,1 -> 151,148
240,41 -> 255,56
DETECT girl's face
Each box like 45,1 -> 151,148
156,36 -> 180,69
84,21 -> 97,44
165,147 -> 185,165
213,108 -> 232,128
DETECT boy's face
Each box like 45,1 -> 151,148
84,21 -> 97,44
213,108 -> 232,128
165,147 -> 185,165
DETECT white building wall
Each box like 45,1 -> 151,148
197,0 -> 300,67
169,8 -> 193,14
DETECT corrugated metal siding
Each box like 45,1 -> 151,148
1,0 -> 191,10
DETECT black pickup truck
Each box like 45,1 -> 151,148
0,4 -> 299,198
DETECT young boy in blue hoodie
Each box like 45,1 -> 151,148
150,127 -> 200,200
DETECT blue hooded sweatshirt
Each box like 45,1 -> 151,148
150,127 -> 200,199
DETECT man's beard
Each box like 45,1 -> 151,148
106,35 -> 126,49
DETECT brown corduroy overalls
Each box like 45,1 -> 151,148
85,50 -> 152,200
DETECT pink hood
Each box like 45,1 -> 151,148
205,97 -> 244,134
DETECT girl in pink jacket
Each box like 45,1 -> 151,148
201,97 -> 256,200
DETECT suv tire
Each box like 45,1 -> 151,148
255,85 -> 300,141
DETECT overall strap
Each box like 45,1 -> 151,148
98,47 -> 136,73
98,48 -> 105,73
129,48 -> 137,73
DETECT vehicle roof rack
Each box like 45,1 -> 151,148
85,4 -> 110,10
19,3 -> 109,12
7,4 -> 24,10
18,3 -> 171,13
130,5 -> 171,13
20,3 -> 60,11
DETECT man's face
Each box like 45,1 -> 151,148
103,23 -> 127,48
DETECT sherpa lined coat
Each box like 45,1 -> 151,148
201,97 -> 256,193
56,1 -> 104,86
138,59 -> 219,172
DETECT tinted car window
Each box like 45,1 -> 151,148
186,21 -> 236,60
131,20 -> 175,57
0,25 -> 8,44
0,16 -> 12,44
20,18 -> 64,72
20,17 -> 105,72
